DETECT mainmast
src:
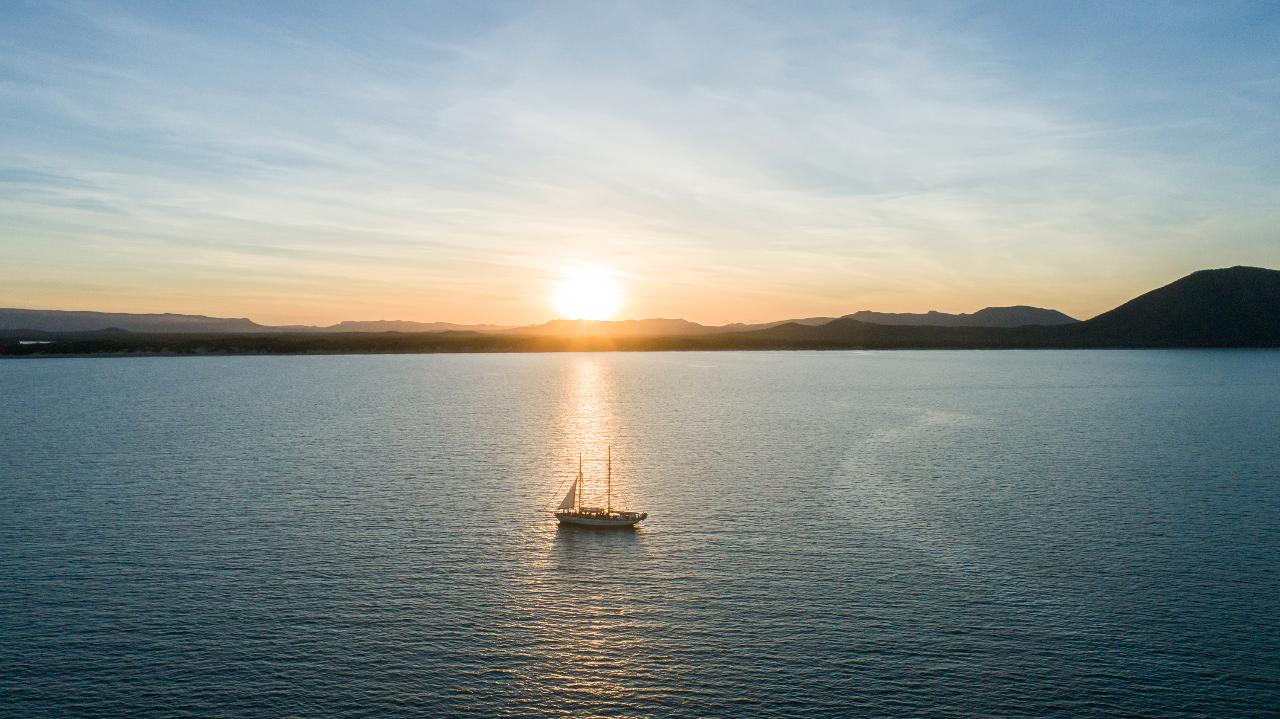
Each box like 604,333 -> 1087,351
606,445 -> 612,514
577,453 -> 584,511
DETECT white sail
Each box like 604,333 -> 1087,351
557,478 -> 578,510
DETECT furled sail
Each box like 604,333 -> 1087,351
557,478 -> 578,510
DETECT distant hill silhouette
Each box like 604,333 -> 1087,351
743,266 -> 1280,348
0,308 -> 269,333
501,309 -> 1074,336
732,316 -> 1047,348
320,320 -> 511,333
0,307 -> 1074,337
718,317 -> 839,332
847,306 -> 1077,327
0,309 -> 509,335
4,267 -> 1277,354
1,306 -> 1077,337
1078,266 -> 1280,346
505,317 -> 855,336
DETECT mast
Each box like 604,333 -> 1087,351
577,453 -> 583,511
606,445 -> 612,514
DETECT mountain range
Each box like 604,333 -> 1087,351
727,266 -> 1279,349
0,310 -> 515,335
0,303 -> 1075,336
2,266 -> 1277,354
846,306 -> 1076,327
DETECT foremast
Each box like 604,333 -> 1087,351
558,447 -> 622,517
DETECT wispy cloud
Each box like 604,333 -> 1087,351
1,1 -> 1278,323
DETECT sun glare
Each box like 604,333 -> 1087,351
552,267 -> 624,320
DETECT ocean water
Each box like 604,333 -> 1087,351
1,350 -> 1278,718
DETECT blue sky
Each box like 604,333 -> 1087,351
2,1 -> 1278,324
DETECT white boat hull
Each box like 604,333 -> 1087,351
555,511 -> 646,528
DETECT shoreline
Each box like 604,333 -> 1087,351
4,345 -> 1278,360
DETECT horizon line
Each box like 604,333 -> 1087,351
3,264 -> 1272,329
0,304 -> 1083,328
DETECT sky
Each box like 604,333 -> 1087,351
2,1 -> 1279,325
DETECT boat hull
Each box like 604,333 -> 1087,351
555,512 -> 646,528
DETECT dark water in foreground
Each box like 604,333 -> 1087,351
1,351 -> 1278,718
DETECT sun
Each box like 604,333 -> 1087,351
552,266 -> 624,320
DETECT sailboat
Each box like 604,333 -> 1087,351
553,446 -> 647,528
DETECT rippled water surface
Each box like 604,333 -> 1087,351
2,351 -> 1279,717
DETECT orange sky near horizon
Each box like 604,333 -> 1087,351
0,257 -> 1246,327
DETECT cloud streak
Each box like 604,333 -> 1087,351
1,1 -> 1278,323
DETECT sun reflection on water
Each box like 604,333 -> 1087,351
549,356 -> 632,510
500,355 -> 659,713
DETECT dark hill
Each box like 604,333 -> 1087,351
0,308 -> 268,333
739,266 -> 1280,348
848,306 -> 1077,327
717,317 -> 839,332
733,316 -> 1062,348
1080,266 -> 1280,347
322,320 -> 511,333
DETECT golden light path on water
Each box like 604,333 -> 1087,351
507,356 -> 657,713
